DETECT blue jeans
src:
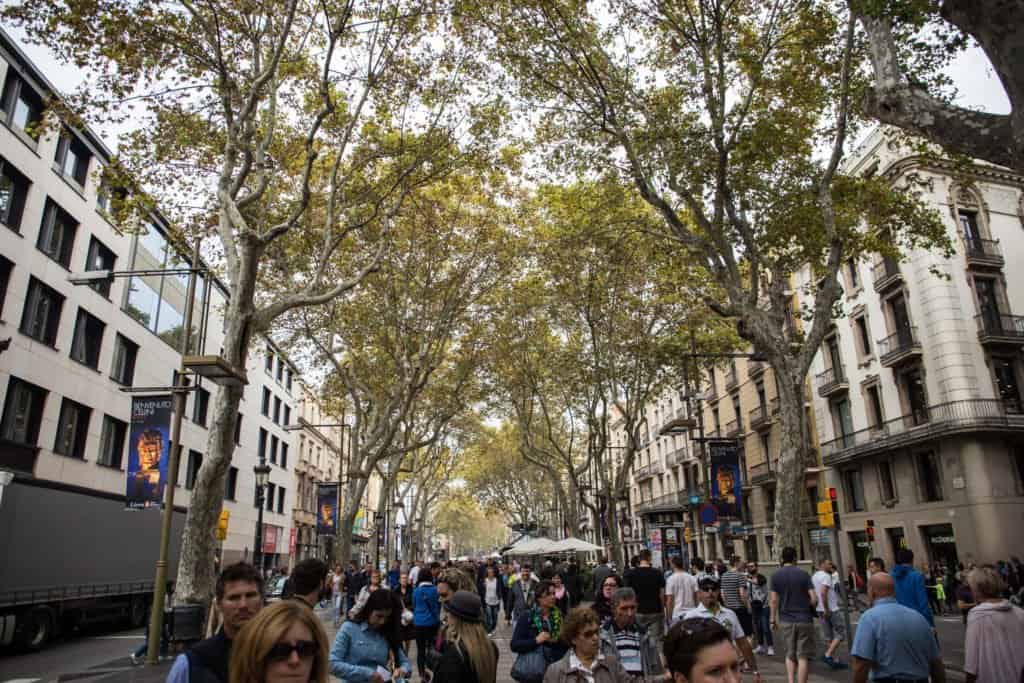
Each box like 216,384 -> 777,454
751,602 -> 772,647
484,604 -> 499,633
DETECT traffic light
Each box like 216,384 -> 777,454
866,519 -> 875,541
217,509 -> 230,541
816,500 -> 835,528
828,487 -> 840,528
684,527 -> 693,544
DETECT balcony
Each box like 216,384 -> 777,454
634,489 -> 699,515
964,238 -> 1004,269
748,361 -> 766,379
725,418 -> 742,438
659,407 -> 696,437
820,398 -> 1024,464
872,257 -> 902,292
975,313 -> 1024,346
666,447 -> 689,466
815,366 -> 849,397
725,369 -> 739,392
633,460 -> 663,482
748,460 -> 776,485
706,383 -> 719,403
878,326 -> 922,367
748,403 -> 774,431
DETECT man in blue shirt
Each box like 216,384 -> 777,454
851,573 -> 946,683
412,563 -> 441,680
891,548 -> 934,627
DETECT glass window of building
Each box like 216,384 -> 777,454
20,276 -> 65,346
37,199 -> 78,268
54,398 -> 91,459
1,70 -> 44,141
0,156 -> 31,232
916,451 -> 944,502
85,236 -> 117,298
70,307 -> 105,369
0,376 -> 48,446
224,466 -> 238,500
97,415 -> 127,468
54,129 -> 92,188
110,333 -> 139,386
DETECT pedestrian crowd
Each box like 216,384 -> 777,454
156,549 -> 1024,683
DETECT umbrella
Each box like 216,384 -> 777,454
549,537 -> 604,553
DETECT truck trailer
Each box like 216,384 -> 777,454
0,477 -> 185,650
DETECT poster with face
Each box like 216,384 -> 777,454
317,483 -> 339,535
126,396 -> 172,509
709,441 -> 742,518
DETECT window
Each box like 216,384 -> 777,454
878,459 -> 897,503
110,334 -> 138,386
286,369 -> 293,391
280,443 -> 288,470
258,427 -> 268,460
916,451 -> 944,502
958,210 -> 983,251
1,376 -> 48,445
839,466 -> 864,509
266,483 -> 275,511
54,130 -> 91,188
276,358 -> 284,382
265,347 -> 274,372
0,255 -> 11,319
20,276 -> 65,346
825,335 -> 843,379
270,434 -> 279,464
273,396 -> 281,424
37,199 -> 78,268
1,70 -> 43,141
283,405 -> 291,427
192,387 -> 210,426
760,433 -> 770,467
234,413 -> 243,444
85,237 -> 116,298
224,466 -> 238,501
993,358 -> 1023,414
277,487 -> 285,514
830,398 -> 853,447
865,383 -> 884,428
974,277 -> 1005,331
0,156 -> 31,232
97,414 -> 127,468
900,366 -> 929,426
854,315 -> 872,358
846,258 -> 860,290
185,449 -> 203,489
70,307 -> 105,369
261,387 -> 271,416
54,398 -> 91,459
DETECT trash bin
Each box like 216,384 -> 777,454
170,604 -> 206,643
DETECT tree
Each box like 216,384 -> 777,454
855,0 -> 1024,172
464,0 -> 951,553
297,173 -> 519,567
5,0 -> 495,602
431,489 -> 510,557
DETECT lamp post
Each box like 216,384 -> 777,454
253,460 -> 272,570
392,499 -> 404,562
373,511 -> 384,570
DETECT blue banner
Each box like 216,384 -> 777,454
709,441 -> 742,518
126,395 -> 172,509
317,483 -> 339,535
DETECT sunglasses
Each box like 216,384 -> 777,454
266,640 -> 317,663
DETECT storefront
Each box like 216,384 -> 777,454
922,523 -> 959,569
886,526 -> 907,560
847,530 -> 873,578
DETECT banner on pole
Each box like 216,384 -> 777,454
125,395 -> 172,509
709,441 -> 742,518
317,483 -> 339,535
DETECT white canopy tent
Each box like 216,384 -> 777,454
549,537 -> 603,553
501,536 -> 560,556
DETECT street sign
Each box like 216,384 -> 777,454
809,528 -> 832,546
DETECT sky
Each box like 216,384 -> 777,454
3,21 -> 1012,154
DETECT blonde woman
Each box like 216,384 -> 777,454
229,601 -> 329,683
434,590 -> 499,683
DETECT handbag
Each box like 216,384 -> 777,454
510,647 -> 547,683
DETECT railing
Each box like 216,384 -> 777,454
964,237 -> 1003,263
877,326 -> 921,365
820,398 -> 1024,462
872,257 -> 901,290
667,447 -> 689,465
748,459 -> 776,483
725,418 -> 742,437
706,383 -> 719,402
748,361 -> 766,378
815,366 -> 848,395
975,313 -> 1024,340
633,460 -> 664,480
634,489 -> 701,514
748,404 -> 771,429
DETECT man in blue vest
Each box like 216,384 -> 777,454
167,562 -> 264,683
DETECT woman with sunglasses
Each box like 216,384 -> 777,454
542,606 -> 634,682
229,601 -> 329,683
330,589 -> 412,683
511,580 -> 569,680
664,618 -> 740,683
592,575 -> 622,623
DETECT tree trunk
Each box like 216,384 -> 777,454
336,475 -> 369,567
771,371 -> 809,557
605,495 -> 625,569
174,270 -> 256,604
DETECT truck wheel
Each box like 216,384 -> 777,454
128,595 -> 147,628
16,606 -> 54,651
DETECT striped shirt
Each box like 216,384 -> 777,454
720,570 -> 746,609
611,625 -> 643,674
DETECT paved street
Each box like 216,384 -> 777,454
0,603 -> 969,683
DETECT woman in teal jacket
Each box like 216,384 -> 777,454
330,590 -> 412,682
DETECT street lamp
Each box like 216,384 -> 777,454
253,461 -> 272,570
373,511 -> 384,569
